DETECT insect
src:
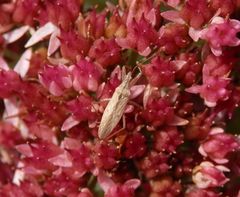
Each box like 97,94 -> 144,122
98,72 -> 132,140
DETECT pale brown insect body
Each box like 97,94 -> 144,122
98,72 -> 132,139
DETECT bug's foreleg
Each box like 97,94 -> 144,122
122,114 -> 126,129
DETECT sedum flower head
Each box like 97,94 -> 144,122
0,0 -> 240,197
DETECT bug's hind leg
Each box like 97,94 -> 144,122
104,115 -> 126,141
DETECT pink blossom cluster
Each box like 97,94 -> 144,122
0,0 -> 240,196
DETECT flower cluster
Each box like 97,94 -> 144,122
0,0 -> 240,196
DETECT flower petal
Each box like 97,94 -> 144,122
161,11 -> 185,24
3,26 -> 29,44
0,56 -> 9,70
124,179 -> 141,189
48,28 -> 61,56
97,171 -> 115,192
25,22 -> 57,48
61,116 -> 80,131
130,85 -> 145,99
15,144 -> 33,157
189,27 -> 202,42
48,152 -> 73,167
14,48 -> 32,78
168,115 -> 189,126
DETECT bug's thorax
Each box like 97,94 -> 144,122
115,85 -> 130,98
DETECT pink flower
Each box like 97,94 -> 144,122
39,0 -> 80,30
126,0 -> 160,27
186,77 -> 230,107
0,69 -> 21,98
116,15 -> 158,56
210,0 -> 236,16
0,122 -> 23,148
214,87 -> 240,119
77,10 -> 106,39
202,54 -> 233,80
137,151 -> 169,178
180,0 -> 212,29
105,9 -> 126,38
62,95 -> 97,131
27,49 -> 47,78
59,30 -> 90,61
68,188 -> 93,197
184,111 -> 214,140
186,187 -> 220,197
72,58 -> 103,92
192,161 -> 229,188
43,172 -> 84,196
164,0 -> 180,8
150,176 -> 182,197
48,151 -> 73,168
63,142 -> 94,179
143,56 -> 176,87
176,53 -> 202,86
158,23 -> 191,54
186,54 -> 234,107
0,181 -> 43,197
98,171 -> 140,197
0,3 -> 14,34
93,142 -> 119,170
24,120 -> 57,143
39,64 -> 72,96
199,127 -> 239,164
13,0 -> 40,26
153,126 -> 184,153
18,83 -> 68,126
88,38 -> 121,68
201,17 -> 240,56
142,97 -> 175,127
15,141 -> 64,175
123,133 -> 147,159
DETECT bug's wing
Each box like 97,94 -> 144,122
98,73 -> 132,139
98,93 -> 129,139
98,95 -> 118,139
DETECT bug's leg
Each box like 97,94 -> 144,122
104,128 -> 124,141
79,89 -> 90,97
104,116 -> 126,141
97,98 -> 111,114
91,103 -> 99,113
98,98 -> 111,110
99,98 -> 111,102
128,101 -> 143,109
122,114 -> 126,129
130,72 -> 142,87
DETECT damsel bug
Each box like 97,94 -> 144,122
98,72 -> 133,140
